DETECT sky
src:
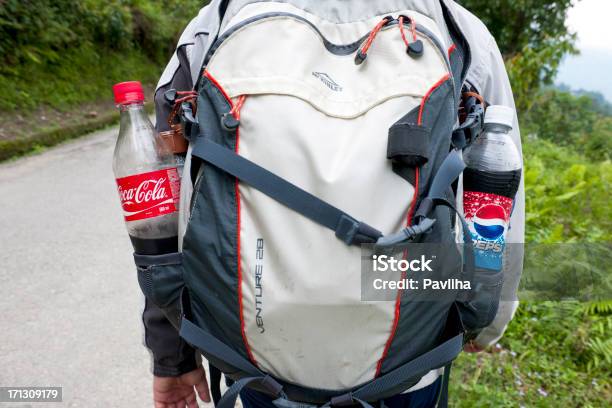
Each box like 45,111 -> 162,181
564,0 -> 612,52
556,0 -> 612,101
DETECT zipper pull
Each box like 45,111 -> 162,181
355,16 -> 394,65
398,15 -> 424,58
221,95 -> 247,131
221,113 -> 240,131
408,40 -> 424,58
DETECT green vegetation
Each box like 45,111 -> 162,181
0,0 -> 609,405
522,90 -> 612,162
0,46 -> 157,111
0,0 -> 207,159
462,0 -> 577,111
523,136 -> 611,243
0,0 -> 204,111
450,90 -> 612,404
456,1 -> 611,405
452,301 -> 611,407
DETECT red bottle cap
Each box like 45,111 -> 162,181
113,81 -> 145,105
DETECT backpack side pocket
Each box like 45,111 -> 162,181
458,268 -> 503,331
135,252 -> 185,327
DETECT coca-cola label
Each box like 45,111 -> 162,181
116,168 -> 180,222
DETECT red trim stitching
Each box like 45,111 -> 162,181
448,43 -> 457,58
234,136 -> 256,364
375,167 -> 420,376
418,74 -> 451,125
204,70 -> 233,103
204,70 -> 258,365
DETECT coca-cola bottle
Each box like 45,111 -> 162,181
112,81 -> 180,255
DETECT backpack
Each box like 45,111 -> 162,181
136,1 -> 503,406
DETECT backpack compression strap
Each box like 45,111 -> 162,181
191,138 -> 469,249
192,138 -> 383,246
180,312 -> 462,408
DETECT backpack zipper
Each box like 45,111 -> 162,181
199,12 -> 451,81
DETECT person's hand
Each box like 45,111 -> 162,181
153,367 -> 211,408
464,340 -> 484,353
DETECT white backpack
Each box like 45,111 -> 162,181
136,1 -> 500,407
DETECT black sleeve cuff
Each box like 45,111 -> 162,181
153,350 -> 201,377
142,298 -> 201,377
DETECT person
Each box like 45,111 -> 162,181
145,1 -> 524,407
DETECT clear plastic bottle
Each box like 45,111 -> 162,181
112,81 -> 180,255
463,105 -> 522,271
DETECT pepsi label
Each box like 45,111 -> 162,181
463,191 -> 513,271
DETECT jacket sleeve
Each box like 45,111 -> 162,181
142,50 -> 200,376
142,298 -> 201,377
141,6 -> 215,377
465,33 -> 525,348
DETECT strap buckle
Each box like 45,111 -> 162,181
181,101 -> 198,125
260,375 -> 284,396
326,392 -> 374,408
336,215 -> 383,246
452,102 -> 484,149
375,218 -> 436,248
330,392 -> 355,407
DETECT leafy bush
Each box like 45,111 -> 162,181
1,1 -> 127,68
0,0 -> 206,110
0,46 -> 160,111
522,138 -> 611,243
0,0 -> 204,66
461,0 -> 576,112
452,301 -> 611,407
522,90 -> 612,161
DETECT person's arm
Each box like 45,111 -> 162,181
142,6 -> 220,406
143,298 -> 210,407
143,15 -> 202,379
142,298 -> 200,376
465,33 -> 525,348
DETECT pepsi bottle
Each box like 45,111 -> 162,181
463,105 -> 522,271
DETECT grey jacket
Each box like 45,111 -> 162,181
145,0 -> 524,385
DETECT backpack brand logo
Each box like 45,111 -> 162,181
312,72 -> 343,92
254,238 -> 265,334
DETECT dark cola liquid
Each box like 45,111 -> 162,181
463,167 -> 522,199
130,235 -> 179,255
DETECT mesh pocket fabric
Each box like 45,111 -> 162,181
458,268 -> 504,331
137,266 -> 155,300
134,252 -> 185,310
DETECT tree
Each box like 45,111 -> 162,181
461,0 -> 578,111
521,89 -> 612,161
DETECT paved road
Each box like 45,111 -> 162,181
0,127 -> 215,407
